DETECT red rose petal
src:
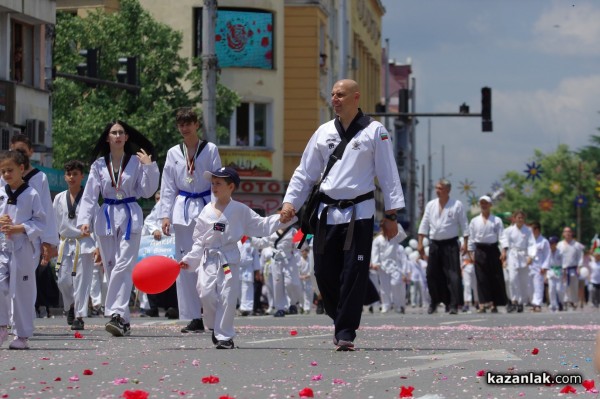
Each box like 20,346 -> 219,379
201,375 -> 220,384
299,387 -> 314,398
476,370 -> 485,377
83,369 -> 93,376
122,390 -> 149,399
531,347 -> 539,355
290,330 -> 298,336
74,331 -> 83,339
54,377 -> 61,381
219,396 -> 235,399
400,385 -> 415,398
560,385 -> 576,394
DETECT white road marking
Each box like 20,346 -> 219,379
362,349 -> 520,379
439,318 -> 486,325
245,333 -> 332,344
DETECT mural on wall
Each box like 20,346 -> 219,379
216,9 -> 273,69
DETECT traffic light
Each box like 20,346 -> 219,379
77,48 -> 98,79
117,56 -> 138,86
481,87 -> 492,132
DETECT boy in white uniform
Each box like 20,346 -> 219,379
298,246 -> 313,313
529,222 -> 550,312
500,210 -> 537,313
557,226 -> 584,310
180,167 -> 296,348
53,160 -> 97,330
0,151 -> 46,349
546,236 -> 563,311
160,108 -> 221,333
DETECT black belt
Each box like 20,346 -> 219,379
475,242 -> 498,248
431,237 -> 458,245
315,191 -> 374,254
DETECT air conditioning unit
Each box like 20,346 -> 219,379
0,126 -> 20,150
25,119 -> 46,145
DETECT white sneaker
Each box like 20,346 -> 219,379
0,327 -> 8,346
9,337 -> 29,350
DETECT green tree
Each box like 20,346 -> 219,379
52,0 -> 239,168
495,145 -> 599,243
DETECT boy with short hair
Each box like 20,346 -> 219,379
53,160 -> 97,330
180,167 -> 296,349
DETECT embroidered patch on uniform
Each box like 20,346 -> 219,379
213,222 -> 226,232
23,275 -> 28,281
358,255 -> 364,261
329,143 -> 335,149
352,141 -> 360,150
223,264 -> 231,274
0,195 -> 4,202
380,132 -> 389,140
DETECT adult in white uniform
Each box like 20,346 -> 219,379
53,160 -> 97,330
467,195 -> 507,312
500,210 -> 536,313
237,238 -> 260,315
0,150 -> 46,350
529,222 -> 550,312
280,79 -> 404,351
78,120 -> 159,337
557,226 -> 584,310
418,179 -> 469,315
160,108 -> 221,333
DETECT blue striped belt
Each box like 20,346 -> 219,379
103,197 -> 136,240
179,189 -> 211,222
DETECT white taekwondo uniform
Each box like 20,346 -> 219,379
181,200 -> 295,342
53,188 -> 97,318
159,141 -> 221,321
530,235 -> 550,307
501,224 -> 537,305
0,184 -> 45,339
237,239 -> 260,313
78,155 -> 159,323
557,238 -> 584,307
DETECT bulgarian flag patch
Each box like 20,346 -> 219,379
223,264 -> 231,275
380,132 -> 389,140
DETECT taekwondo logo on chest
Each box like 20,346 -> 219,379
351,140 -> 361,150
358,255 -> 364,261
213,222 -> 226,232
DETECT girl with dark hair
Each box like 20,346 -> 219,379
77,120 -> 159,337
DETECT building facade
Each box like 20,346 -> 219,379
0,0 -> 55,166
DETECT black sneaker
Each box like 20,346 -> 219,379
288,305 -> 298,315
273,309 -> 286,318
211,330 -> 218,345
123,323 -> 131,337
238,310 -> 251,317
67,306 -> 75,325
181,318 -> 205,333
335,340 -> 355,352
506,304 -> 516,313
90,305 -> 102,317
165,307 -> 179,319
316,301 -> 324,315
141,308 -> 159,318
427,304 -> 437,314
216,339 -> 234,349
105,314 -> 125,337
517,304 -> 524,313
71,318 -> 85,331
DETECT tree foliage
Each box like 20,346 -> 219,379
52,0 -> 239,168
495,144 -> 600,243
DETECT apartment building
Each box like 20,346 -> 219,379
0,0 -> 55,166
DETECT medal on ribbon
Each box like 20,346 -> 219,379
183,141 -> 201,184
109,154 -> 125,200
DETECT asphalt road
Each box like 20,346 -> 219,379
1,306 -> 599,399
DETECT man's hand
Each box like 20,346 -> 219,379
41,243 -> 57,266
162,218 -> 171,236
382,218 -> 398,240
179,261 -> 189,270
152,230 -> 162,241
279,202 -> 296,223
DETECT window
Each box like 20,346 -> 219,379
11,20 -> 34,85
194,8 -> 274,70
217,102 -> 270,148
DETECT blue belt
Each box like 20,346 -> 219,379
179,189 -> 211,222
103,197 -> 136,240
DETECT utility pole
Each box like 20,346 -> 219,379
202,0 -> 218,143
427,119 -> 432,202
384,38 -> 390,132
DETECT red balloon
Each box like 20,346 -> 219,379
133,256 -> 180,294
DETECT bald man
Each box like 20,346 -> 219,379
280,79 -> 405,351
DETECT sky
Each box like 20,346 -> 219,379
381,0 -> 600,209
